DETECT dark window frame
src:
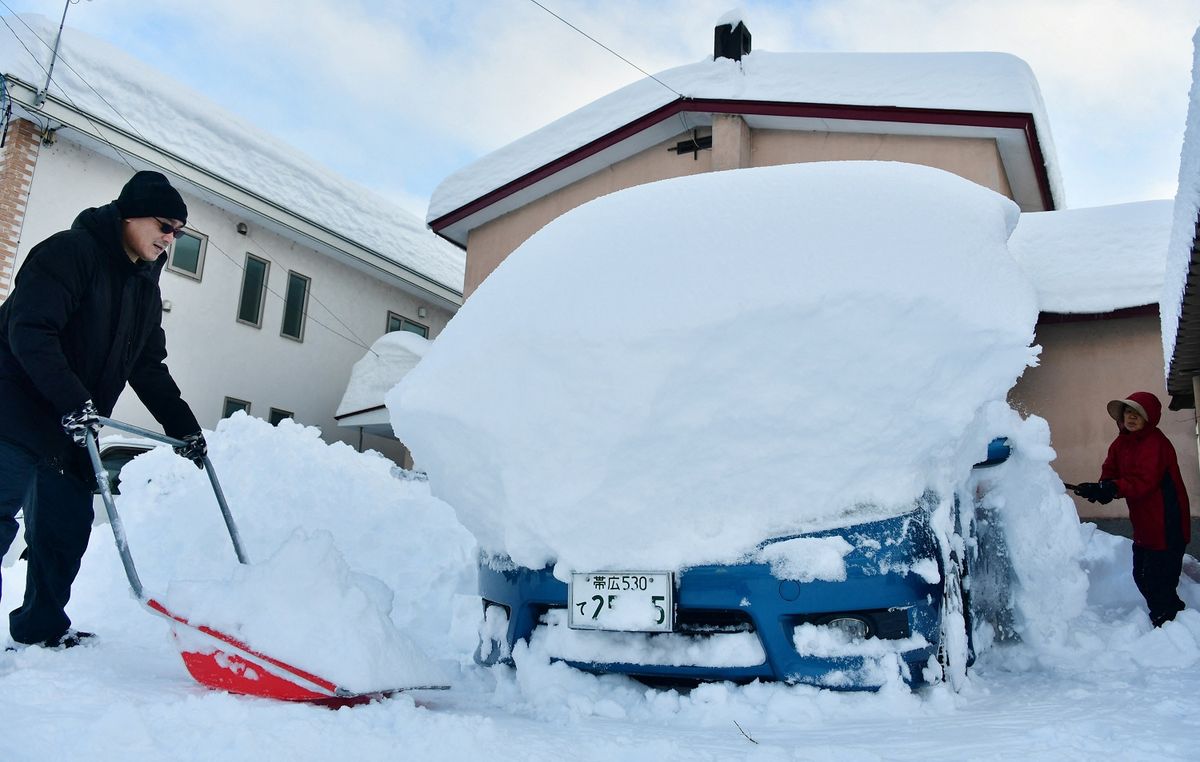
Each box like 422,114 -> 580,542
386,310 -> 429,338
165,227 -> 207,281
222,396 -> 251,418
280,270 -> 311,342
236,253 -> 270,328
268,408 -> 293,425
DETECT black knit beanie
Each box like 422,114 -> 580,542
115,170 -> 187,223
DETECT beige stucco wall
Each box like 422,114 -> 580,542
750,131 -> 1013,199
465,132 -> 714,297
464,125 -> 1012,297
1010,313 -> 1200,519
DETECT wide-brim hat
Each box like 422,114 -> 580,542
1107,397 -> 1148,423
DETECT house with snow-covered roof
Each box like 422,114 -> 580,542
0,14 -> 463,462
428,20 -> 1197,523
429,21 -> 1061,298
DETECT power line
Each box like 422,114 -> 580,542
525,0 -> 685,99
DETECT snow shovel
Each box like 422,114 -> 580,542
87,417 -> 446,707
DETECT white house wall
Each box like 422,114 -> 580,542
15,137 -> 452,461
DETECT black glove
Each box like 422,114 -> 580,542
1073,481 -> 1118,505
173,431 -> 207,469
61,400 -> 100,446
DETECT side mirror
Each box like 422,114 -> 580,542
972,437 -> 1011,469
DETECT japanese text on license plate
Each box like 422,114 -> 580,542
568,572 -> 674,632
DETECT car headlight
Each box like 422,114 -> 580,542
825,616 -> 870,640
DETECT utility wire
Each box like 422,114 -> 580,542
0,7 -> 382,355
525,0 -> 685,99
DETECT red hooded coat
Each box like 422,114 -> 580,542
1099,391 -> 1191,550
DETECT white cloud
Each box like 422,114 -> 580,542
5,0 -> 1199,209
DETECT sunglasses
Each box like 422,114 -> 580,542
154,218 -> 186,239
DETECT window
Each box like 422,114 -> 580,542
222,397 -> 251,418
98,445 -> 153,495
386,311 -> 429,339
167,229 -> 207,280
269,408 -> 293,425
280,271 -> 310,341
237,254 -> 270,327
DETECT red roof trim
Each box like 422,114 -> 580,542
429,98 -> 1056,233
1036,304 -> 1158,325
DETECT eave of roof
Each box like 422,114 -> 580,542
429,97 -> 1056,248
1037,305 -> 1159,325
1167,215 -> 1200,409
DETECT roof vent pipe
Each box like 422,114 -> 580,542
714,20 -> 751,61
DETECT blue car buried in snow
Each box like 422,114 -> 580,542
475,438 -> 1013,689
391,163 -> 1037,691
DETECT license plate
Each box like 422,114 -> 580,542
568,572 -> 674,632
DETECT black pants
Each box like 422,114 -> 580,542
1132,543 -> 1186,627
0,438 -> 94,644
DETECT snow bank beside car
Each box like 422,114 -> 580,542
80,413 -> 476,684
391,161 -> 1040,573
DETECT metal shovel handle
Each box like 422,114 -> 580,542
87,418 -> 250,599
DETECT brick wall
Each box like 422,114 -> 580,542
0,117 -> 42,301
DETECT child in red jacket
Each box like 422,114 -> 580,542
1074,391 -> 1191,626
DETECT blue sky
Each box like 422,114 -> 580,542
2,0 -> 1199,219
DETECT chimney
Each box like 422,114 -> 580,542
714,20 -> 751,61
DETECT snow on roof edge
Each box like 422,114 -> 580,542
1012,200 -> 1173,316
0,14 -> 464,293
428,49 -> 1065,223
1162,26 -> 1200,372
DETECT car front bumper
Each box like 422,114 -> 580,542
476,510 -> 945,688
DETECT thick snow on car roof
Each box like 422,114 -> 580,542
393,161 -> 1041,572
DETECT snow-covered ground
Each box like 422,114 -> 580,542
0,416 -> 1198,761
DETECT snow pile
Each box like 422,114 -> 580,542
0,15 -> 464,290
165,530 -> 445,692
986,524 -> 1200,676
1163,26 -> 1200,364
94,413 -> 476,680
393,161 -> 1041,574
429,50 -> 1061,221
336,331 -> 429,418
1010,200 -> 1173,314
966,402 -> 1089,648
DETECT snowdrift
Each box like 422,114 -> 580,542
85,414 -> 476,688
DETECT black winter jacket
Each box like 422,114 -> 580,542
0,203 -> 199,471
